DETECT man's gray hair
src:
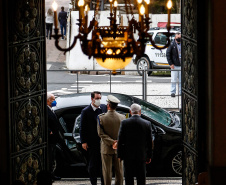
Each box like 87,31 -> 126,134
47,92 -> 54,100
130,103 -> 141,114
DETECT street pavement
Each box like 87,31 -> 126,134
53,177 -> 182,185
46,38 -> 67,64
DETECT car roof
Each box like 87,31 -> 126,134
53,92 -> 134,110
53,92 -> 175,127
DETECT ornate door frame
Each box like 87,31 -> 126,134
181,0 -> 209,184
3,0 -> 47,184
0,0 -> 213,184
181,0 -> 198,183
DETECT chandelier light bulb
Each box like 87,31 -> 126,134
140,5 -> 145,15
78,0 -> 85,7
107,49 -> 113,55
137,0 -> 142,4
85,4 -> 89,12
52,1 -> 58,11
167,0 -> 172,9
114,0 -> 118,7
144,0 -> 150,5
109,0 -> 113,2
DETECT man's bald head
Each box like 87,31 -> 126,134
47,92 -> 55,107
130,103 -> 141,115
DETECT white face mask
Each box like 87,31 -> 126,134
94,99 -> 101,107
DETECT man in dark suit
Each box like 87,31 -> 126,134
166,32 -> 181,97
80,91 -> 107,185
47,93 -> 61,181
117,103 -> 153,185
58,6 -> 67,40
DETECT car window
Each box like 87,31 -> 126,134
154,32 -> 175,45
144,32 -> 154,43
73,115 -> 81,143
133,97 -> 172,126
108,93 -> 134,107
56,107 -> 85,133
148,32 -> 154,36
116,107 -> 131,118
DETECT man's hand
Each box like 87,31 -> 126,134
170,64 -> 175,69
82,143 -> 88,151
112,140 -> 117,149
146,158 -> 151,164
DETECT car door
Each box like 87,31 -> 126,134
55,106 -> 87,165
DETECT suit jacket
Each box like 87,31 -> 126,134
97,110 -> 126,154
80,104 -> 107,147
117,115 -> 153,161
166,39 -> 181,66
58,11 -> 67,25
47,106 -> 63,144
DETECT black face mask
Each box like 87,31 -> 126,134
176,38 -> 181,43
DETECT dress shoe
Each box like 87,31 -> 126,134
52,176 -> 61,180
171,93 -> 175,97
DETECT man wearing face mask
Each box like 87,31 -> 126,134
47,92 -> 61,181
166,32 -> 181,97
80,91 -> 107,185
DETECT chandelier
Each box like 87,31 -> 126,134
52,0 -> 173,74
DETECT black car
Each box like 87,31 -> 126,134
52,92 -> 182,177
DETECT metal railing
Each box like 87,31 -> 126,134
47,68 -> 181,110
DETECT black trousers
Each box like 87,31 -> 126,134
87,145 -> 104,185
124,159 -> 146,185
46,23 -> 53,39
48,143 -> 56,174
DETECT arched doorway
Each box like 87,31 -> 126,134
1,0 -> 226,185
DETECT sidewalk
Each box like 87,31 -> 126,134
46,38 -> 67,63
53,177 -> 182,185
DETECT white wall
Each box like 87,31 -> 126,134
66,11 -> 94,70
121,14 -> 180,27
151,14 -> 181,27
